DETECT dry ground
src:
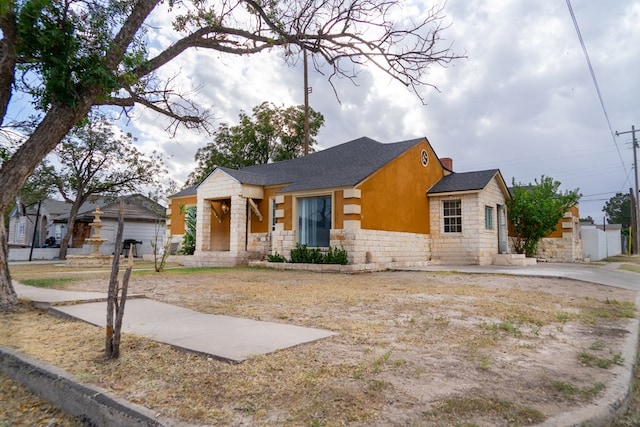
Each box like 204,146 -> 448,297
1,263 -> 639,426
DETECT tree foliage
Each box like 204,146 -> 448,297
603,192 -> 631,229
0,0 -> 462,309
187,102 -> 324,185
179,205 -> 197,255
507,176 -> 581,257
40,113 -> 166,259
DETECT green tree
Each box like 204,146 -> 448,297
40,113 -> 166,260
186,102 -> 324,185
0,0 -> 462,310
179,205 -> 197,255
603,192 -> 631,229
507,176 -> 581,257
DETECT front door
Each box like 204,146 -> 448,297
209,199 -> 231,251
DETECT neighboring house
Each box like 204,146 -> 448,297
7,194 -> 165,261
168,136 -> 519,267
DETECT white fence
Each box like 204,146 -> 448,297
580,225 -> 621,261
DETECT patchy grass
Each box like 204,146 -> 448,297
602,254 -> 640,264
620,264 -> 640,273
422,396 -> 545,425
551,380 -> 605,401
578,298 -> 636,324
2,266 -> 637,426
578,352 -> 624,369
18,277 -> 83,288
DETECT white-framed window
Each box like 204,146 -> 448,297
485,206 -> 494,230
443,200 -> 462,233
298,195 -> 332,247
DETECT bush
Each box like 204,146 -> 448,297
324,246 -> 349,265
289,243 -> 348,265
267,252 -> 286,263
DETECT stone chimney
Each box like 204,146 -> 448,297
441,157 -> 453,171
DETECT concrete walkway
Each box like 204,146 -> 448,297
414,262 -> 640,291
13,283 -> 336,363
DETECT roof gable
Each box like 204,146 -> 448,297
219,136 -> 425,193
428,169 -> 506,195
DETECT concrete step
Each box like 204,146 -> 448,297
493,253 -> 537,266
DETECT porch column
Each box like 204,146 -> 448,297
229,195 -> 247,255
195,197 -> 211,254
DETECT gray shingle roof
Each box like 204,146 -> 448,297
221,136 -> 424,192
170,184 -> 198,198
428,169 -> 501,194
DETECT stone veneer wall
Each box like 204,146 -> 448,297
332,228 -> 431,265
429,193 -> 482,265
509,212 -> 582,262
429,179 -> 507,265
195,173 -> 245,255
267,228 -> 431,265
535,212 -> 582,262
475,179 -> 508,265
247,232 -> 271,260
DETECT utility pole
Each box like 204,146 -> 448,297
303,48 -> 311,156
616,125 -> 639,254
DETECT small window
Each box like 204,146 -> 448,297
271,198 -> 277,231
485,206 -> 494,230
443,200 -> 462,233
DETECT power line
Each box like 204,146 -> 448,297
565,0 -> 629,184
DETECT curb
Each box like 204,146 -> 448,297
0,346 -> 168,427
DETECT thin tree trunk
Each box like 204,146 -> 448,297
112,248 -> 133,359
106,202 -> 125,358
59,197 -> 86,260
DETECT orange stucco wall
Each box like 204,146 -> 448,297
546,205 -> 580,238
359,140 -> 445,234
168,195 -> 197,235
250,187 -> 282,233
334,190 -> 346,229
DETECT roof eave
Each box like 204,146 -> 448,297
427,189 -> 483,198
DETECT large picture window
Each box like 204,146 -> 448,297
298,195 -> 332,247
443,200 -> 462,233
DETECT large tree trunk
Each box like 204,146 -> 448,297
0,0 -> 160,311
0,102 -> 95,310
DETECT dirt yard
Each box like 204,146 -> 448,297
2,264 -> 638,426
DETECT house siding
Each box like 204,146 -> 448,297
359,141 -> 443,234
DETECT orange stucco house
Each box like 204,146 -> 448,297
166,136 -> 534,268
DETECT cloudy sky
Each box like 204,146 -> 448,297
14,0 -> 640,223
